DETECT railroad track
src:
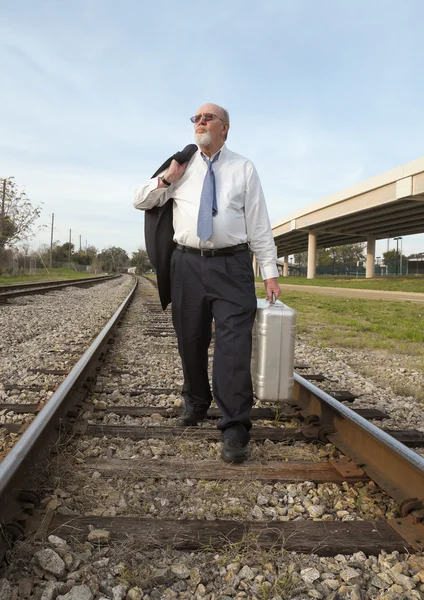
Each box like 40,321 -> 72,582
0,274 -> 121,301
1,276 -> 424,598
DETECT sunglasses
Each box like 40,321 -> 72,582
190,113 -> 224,124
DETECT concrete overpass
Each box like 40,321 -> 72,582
270,157 -> 424,278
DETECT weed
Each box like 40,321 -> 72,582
256,566 -> 297,600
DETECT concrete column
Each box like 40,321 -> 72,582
307,232 -> 317,279
366,236 -> 376,279
283,254 -> 289,277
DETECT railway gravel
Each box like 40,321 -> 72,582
0,276 -> 134,450
1,277 -> 424,599
295,336 -> 424,432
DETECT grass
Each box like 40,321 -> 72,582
256,288 -> 424,357
0,267 -> 103,286
256,274 -> 424,293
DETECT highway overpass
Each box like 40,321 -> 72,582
270,157 -> 424,278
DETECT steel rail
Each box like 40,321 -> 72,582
0,274 -> 121,299
293,372 -> 424,507
0,277 -> 138,527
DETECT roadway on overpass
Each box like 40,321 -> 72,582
271,156 -> 424,279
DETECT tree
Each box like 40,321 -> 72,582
130,248 -> 152,274
293,251 -> 307,268
0,178 -> 43,250
97,247 -> 129,272
383,249 -> 408,274
317,248 -> 333,266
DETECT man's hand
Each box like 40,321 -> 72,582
157,159 -> 189,188
264,277 -> 281,303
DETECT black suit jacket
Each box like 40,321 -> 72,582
144,144 -> 198,309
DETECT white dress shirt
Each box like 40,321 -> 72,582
133,144 -> 278,280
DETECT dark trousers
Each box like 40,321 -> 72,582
170,248 -> 257,445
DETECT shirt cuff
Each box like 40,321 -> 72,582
260,264 -> 279,280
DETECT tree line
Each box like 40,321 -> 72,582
1,176 -> 421,278
0,176 -> 152,275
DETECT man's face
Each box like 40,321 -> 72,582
193,103 -> 228,147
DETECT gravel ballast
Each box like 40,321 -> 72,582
1,277 -> 424,599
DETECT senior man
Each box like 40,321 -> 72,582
133,103 -> 280,463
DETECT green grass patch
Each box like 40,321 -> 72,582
257,288 -> 424,356
255,275 -> 424,293
0,268 -> 102,286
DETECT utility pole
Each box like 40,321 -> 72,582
50,213 -> 54,269
79,235 -> 82,252
1,179 -> 6,244
1,179 -> 6,220
400,238 -> 403,275
394,237 -> 402,276
68,229 -> 72,269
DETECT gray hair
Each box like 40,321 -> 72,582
219,106 -> 230,141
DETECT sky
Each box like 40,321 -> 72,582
1,0 -> 424,259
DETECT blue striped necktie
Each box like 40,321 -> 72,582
197,152 -> 220,243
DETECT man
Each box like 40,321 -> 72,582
133,103 -> 280,463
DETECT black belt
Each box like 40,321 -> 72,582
176,243 -> 248,257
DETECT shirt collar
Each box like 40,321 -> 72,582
199,143 -> 226,162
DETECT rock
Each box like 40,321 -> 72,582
252,506 -> 263,519
34,549 -> 66,578
87,529 -> 110,545
370,575 -> 387,589
300,568 -> 320,584
18,579 -> 32,598
0,580 -> 11,600
307,505 -> 325,518
386,584 -> 406,599
48,535 -> 67,547
151,568 -> 173,586
189,567 -> 201,586
339,567 -> 361,583
112,584 -> 127,600
323,579 -> 339,591
170,564 -> 190,579
238,566 -> 255,581
195,583 -> 206,596
390,570 -> 415,590
126,588 -> 143,600
41,581 -> 57,600
256,494 -> 268,505
308,590 -> 323,599
350,584 -> 363,600
57,585 -> 93,600
409,556 -> 424,573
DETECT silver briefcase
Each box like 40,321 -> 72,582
251,298 -> 296,402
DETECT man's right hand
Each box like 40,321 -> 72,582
158,159 -> 189,188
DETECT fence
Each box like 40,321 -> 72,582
281,264 -> 409,277
0,254 -> 96,277
0,252 -> 37,276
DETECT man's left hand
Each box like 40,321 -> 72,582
264,277 -> 281,303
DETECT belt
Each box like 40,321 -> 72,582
176,243 -> 249,257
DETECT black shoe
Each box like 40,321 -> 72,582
221,439 -> 248,464
176,409 -> 208,427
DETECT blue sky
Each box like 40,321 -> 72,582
1,0 -> 424,258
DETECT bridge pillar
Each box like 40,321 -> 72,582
307,232 -> 317,279
366,237 -> 376,278
283,254 -> 289,277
